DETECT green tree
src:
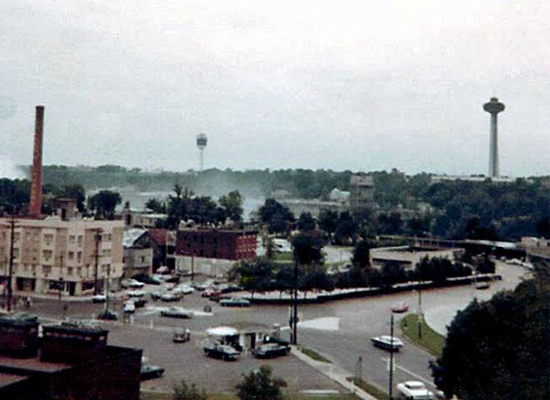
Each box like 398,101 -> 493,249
291,231 -> 325,266
235,365 -> 287,400
352,240 -> 373,268
173,379 -> 208,400
258,199 -> 295,235
318,209 -> 339,241
145,198 -> 166,213
297,212 -> 316,231
219,190 -> 244,222
87,190 -> 121,219
430,267 -> 550,400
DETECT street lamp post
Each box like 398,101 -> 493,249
292,261 -> 299,345
389,312 -> 395,400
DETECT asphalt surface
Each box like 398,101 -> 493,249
13,261 -> 530,395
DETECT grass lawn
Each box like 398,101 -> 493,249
346,377 -> 388,400
298,346 -> 332,363
273,252 -> 294,262
399,313 -> 445,357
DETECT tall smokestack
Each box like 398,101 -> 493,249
29,105 -> 44,217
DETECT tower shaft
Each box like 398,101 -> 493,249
489,113 -> 499,178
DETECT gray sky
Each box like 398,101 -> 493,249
1,0 -> 549,177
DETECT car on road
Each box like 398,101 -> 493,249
92,294 -> 106,303
123,301 -> 136,313
219,297 -> 250,307
391,302 -> 409,313
160,307 -> 193,319
203,342 -> 240,361
396,381 -> 434,400
252,343 -> 291,358
121,279 -> 145,289
370,335 -> 404,351
133,298 -> 148,308
140,364 -> 165,380
173,328 -> 191,343
202,288 -> 221,298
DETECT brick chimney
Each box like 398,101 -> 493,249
29,105 -> 44,217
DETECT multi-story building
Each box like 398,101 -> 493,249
349,174 -> 374,212
0,215 -> 124,296
175,228 -> 257,276
122,228 -> 153,278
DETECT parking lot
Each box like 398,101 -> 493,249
22,262 -> 530,395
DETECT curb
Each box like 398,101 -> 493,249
291,346 -> 378,400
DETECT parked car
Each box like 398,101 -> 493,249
220,284 -> 243,294
177,284 -> 195,294
161,291 -> 182,302
396,381 -> 434,400
133,274 -> 161,285
150,291 -> 163,301
123,301 -> 136,313
161,307 -> 193,319
371,335 -> 404,351
475,282 -> 490,290
140,364 -> 165,380
92,294 -> 106,303
97,309 -> 119,321
127,290 -> 146,298
202,288 -> 221,298
203,342 -> 240,361
391,302 -> 409,313
133,298 -> 148,308
219,298 -> 250,307
164,274 -> 180,283
252,343 -> 291,358
173,328 -> 191,343
121,279 -> 145,289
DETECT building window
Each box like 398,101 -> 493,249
68,267 -> 73,275
77,267 -> 82,276
43,250 -> 53,260
77,251 -> 82,263
43,265 -> 52,275
103,234 -> 112,242
68,251 -> 75,261
69,235 -> 75,244
44,233 -> 54,243
78,235 -> 83,245
14,232 -> 20,241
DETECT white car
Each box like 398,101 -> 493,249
127,290 -> 146,298
123,301 -> 136,313
121,279 -> 144,289
396,381 -> 434,400
371,335 -> 404,351
177,284 -> 195,294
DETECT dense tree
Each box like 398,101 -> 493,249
352,240 -> 373,268
258,199 -> 295,235
430,267 -> 550,400
334,212 -> 357,245
235,365 -> 287,400
297,212 -> 316,231
145,198 -> 166,214
219,190 -> 244,223
318,209 -> 338,239
291,231 -> 325,266
87,190 -> 121,219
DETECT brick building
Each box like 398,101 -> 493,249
175,228 -> 257,276
0,314 -> 142,400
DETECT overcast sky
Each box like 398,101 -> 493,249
1,0 -> 549,178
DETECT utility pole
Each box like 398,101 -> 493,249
417,283 -> 423,339
104,263 -> 111,315
7,215 -> 16,312
389,312 -> 395,400
292,261 -> 298,345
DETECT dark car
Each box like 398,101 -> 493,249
133,298 -> 148,308
173,328 -> 191,343
150,291 -> 163,301
133,274 -> 162,285
203,343 -> 241,361
140,364 -> 165,380
97,309 -> 119,321
370,335 -> 404,351
219,298 -> 250,307
252,343 -> 291,358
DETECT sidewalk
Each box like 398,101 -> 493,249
291,346 -> 377,400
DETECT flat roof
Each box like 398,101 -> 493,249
0,373 -> 28,387
0,354 -> 72,373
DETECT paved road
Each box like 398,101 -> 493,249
17,262 -> 530,395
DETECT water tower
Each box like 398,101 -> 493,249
196,133 -> 208,172
483,97 -> 505,178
